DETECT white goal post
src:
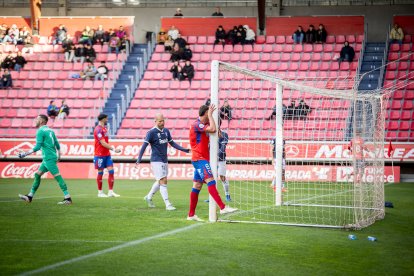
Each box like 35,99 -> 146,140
209,60 -> 386,229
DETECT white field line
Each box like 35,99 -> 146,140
0,194 -> 90,203
19,223 -> 203,276
1,239 -> 124,244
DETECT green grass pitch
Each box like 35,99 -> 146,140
0,178 -> 413,275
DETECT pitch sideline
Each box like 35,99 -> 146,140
19,223 -> 204,276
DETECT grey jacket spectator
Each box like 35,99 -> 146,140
53,25 -> 67,45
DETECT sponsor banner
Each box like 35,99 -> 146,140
0,162 -> 400,183
1,139 -> 413,162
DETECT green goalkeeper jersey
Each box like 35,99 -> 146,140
33,125 -> 60,161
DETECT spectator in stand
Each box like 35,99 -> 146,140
168,26 -> 179,40
389,23 -> 404,46
108,33 -> 121,54
243,25 -> 255,45
174,8 -> 183,16
219,100 -> 232,126
57,100 -> 70,119
286,100 -> 297,119
297,99 -> 311,118
337,41 -> 355,65
228,26 -> 238,45
181,60 -> 195,84
74,43 -> 86,63
170,43 -> 183,61
84,44 -> 96,63
81,62 -> 97,80
0,24 -> 7,40
214,25 -> 226,46
47,100 -> 59,118
174,33 -> 187,49
116,25 -> 127,40
231,25 -> 246,46
96,61 -> 109,81
53,24 -> 67,45
292,26 -> 305,44
17,26 -> 30,45
0,69 -> 12,89
13,51 -> 27,72
170,60 -> 182,81
305,24 -> 316,44
316,24 -> 327,43
164,35 -> 174,52
94,25 -> 107,46
157,28 -> 167,45
182,44 -> 193,60
6,24 -> 19,45
205,99 -> 211,106
212,7 -> 224,16
63,39 -> 76,62
1,53 -> 14,69
266,104 -> 287,120
80,26 -> 94,45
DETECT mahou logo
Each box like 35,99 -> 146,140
1,163 -> 40,178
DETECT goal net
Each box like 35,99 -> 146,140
209,60 -> 386,229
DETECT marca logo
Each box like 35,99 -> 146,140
285,145 -> 300,157
4,142 -> 35,155
1,163 -> 40,178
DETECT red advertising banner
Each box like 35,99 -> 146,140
0,139 -> 413,162
0,162 -> 400,183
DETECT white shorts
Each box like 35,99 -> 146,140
218,161 -> 226,176
151,162 -> 168,180
274,158 -> 286,170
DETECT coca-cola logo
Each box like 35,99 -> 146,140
1,163 -> 40,178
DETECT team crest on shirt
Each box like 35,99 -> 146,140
199,123 -> 204,128
157,133 -> 161,138
97,133 -> 102,138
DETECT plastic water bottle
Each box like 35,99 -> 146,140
367,236 -> 377,241
348,234 -> 357,240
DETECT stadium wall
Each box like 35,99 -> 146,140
0,5 -> 411,42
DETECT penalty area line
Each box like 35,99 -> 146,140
19,223 -> 203,276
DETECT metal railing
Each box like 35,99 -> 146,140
377,25 -> 391,90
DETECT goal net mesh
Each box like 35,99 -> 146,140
212,61 -> 386,229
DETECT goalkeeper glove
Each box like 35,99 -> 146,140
18,152 -> 27,158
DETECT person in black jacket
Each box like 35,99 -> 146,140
181,60 -> 194,83
214,25 -> 226,46
57,100 -> 70,119
338,41 -> 355,65
174,33 -> 187,49
13,51 -> 27,72
84,44 -> 96,63
170,60 -> 182,81
219,99 -> 232,126
182,44 -> 193,61
0,69 -> 12,89
1,53 -> 14,69
316,24 -> 327,43
292,26 -> 305,44
74,44 -> 86,63
305,24 -> 316,44
228,26 -> 238,46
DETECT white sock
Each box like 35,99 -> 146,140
98,190 -> 104,194
282,181 -> 285,188
271,178 -> 276,187
221,180 -> 230,196
108,189 -> 113,193
159,184 -> 171,206
147,181 -> 160,199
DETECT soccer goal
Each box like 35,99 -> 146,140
209,60 -> 387,229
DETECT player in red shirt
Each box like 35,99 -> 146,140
187,104 -> 237,221
94,113 -> 121,197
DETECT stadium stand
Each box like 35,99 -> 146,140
116,16 -> 363,140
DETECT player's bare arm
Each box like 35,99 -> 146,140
205,104 -> 217,133
100,140 -> 121,153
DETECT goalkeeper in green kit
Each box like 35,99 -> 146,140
18,114 -> 72,205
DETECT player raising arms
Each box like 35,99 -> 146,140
18,114 -> 72,205
270,139 -> 287,192
187,104 -> 237,222
218,129 -> 231,201
94,113 -> 121,198
136,113 -> 190,211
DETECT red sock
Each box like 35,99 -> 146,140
108,173 -> 114,190
188,188 -> 200,217
207,181 -> 225,210
97,173 -> 103,190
